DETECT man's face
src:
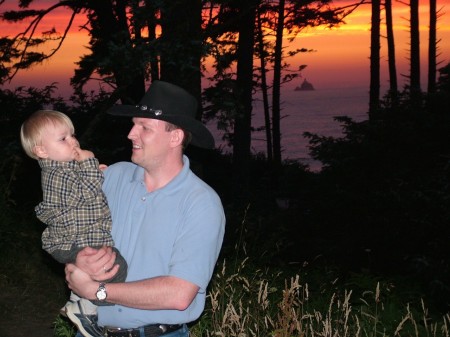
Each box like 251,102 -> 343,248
127,117 -> 174,169
34,122 -> 79,162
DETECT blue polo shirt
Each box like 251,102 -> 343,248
98,155 -> 225,328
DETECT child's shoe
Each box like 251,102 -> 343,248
60,301 -> 70,317
60,291 -> 82,317
65,299 -> 103,337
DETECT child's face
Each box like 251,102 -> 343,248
35,122 -> 79,161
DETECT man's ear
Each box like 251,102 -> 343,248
170,129 -> 184,148
33,145 -> 48,159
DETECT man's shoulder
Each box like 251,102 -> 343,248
104,161 -> 137,180
108,161 -> 135,170
184,170 -> 222,203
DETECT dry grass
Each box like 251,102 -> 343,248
4,210 -> 445,337
3,218 -> 448,337
189,259 -> 450,337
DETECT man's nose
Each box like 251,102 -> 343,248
128,126 -> 137,139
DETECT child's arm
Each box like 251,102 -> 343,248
73,148 -> 105,200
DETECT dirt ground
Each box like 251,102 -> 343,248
0,289 -> 63,337
0,272 -> 68,337
0,230 -> 70,337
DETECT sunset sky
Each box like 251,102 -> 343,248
1,0 -> 450,97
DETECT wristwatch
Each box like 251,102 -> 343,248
96,282 -> 107,301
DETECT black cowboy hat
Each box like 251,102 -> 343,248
107,80 -> 215,149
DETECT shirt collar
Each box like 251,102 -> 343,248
130,155 -> 190,194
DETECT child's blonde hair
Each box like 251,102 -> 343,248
20,110 -> 75,160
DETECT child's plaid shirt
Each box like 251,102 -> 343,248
36,157 -> 114,254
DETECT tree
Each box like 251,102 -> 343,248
409,0 -> 421,107
160,0 -> 203,105
426,0 -> 444,97
427,0 -> 437,94
0,1 -> 145,103
0,1 -> 205,105
369,0 -> 381,117
271,0 -> 287,167
0,2 -> 79,84
255,5 -> 273,162
255,0 -> 350,168
73,0 -> 147,103
232,0 -> 259,197
384,0 -> 398,107
201,0 -> 361,184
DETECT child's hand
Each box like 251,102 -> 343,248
74,147 -> 94,161
99,164 -> 108,171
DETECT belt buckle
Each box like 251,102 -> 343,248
104,326 -> 122,333
158,324 -> 168,333
157,324 -> 182,335
103,326 -> 134,337
143,324 -> 182,336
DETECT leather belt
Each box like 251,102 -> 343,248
103,324 -> 182,337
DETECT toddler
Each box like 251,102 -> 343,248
20,110 -> 127,337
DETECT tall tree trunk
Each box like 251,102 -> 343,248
256,9 -> 273,162
232,0 -> 258,197
89,0 -> 145,104
427,0 -> 437,94
385,0 -> 398,108
410,0 -> 422,107
369,0 -> 381,118
144,1 -> 160,82
160,0 -> 202,108
272,0 -> 286,167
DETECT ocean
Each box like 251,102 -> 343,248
210,85 -> 370,171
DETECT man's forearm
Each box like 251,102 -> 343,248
66,264 -> 198,311
99,276 -> 199,310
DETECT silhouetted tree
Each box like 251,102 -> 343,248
427,0 -> 437,94
271,0 -> 286,167
256,6 -> 273,162
77,0 -> 147,103
409,0 -> 421,107
0,1 -> 204,105
202,0 -> 347,177
232,0 -> 259,197
257,0 -> 350,168
160,0 -> 203,104
369,0 -> 380,117
385,0 -> 398,107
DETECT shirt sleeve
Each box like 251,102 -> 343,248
75,157 -> 105,201
169,191 -> 225,291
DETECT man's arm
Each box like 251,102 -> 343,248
65,263 -> 199,310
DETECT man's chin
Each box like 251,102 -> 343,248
130,155 -> 139,165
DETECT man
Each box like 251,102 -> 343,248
65,80 -> 226,337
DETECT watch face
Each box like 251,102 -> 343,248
97,284 -> 107,301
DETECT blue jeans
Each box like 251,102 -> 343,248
75,324 -> 189,337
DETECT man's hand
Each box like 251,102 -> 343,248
76,246 -> 119,281
65,263 -> 97,300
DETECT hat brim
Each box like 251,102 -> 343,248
108,105 -> 215,149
